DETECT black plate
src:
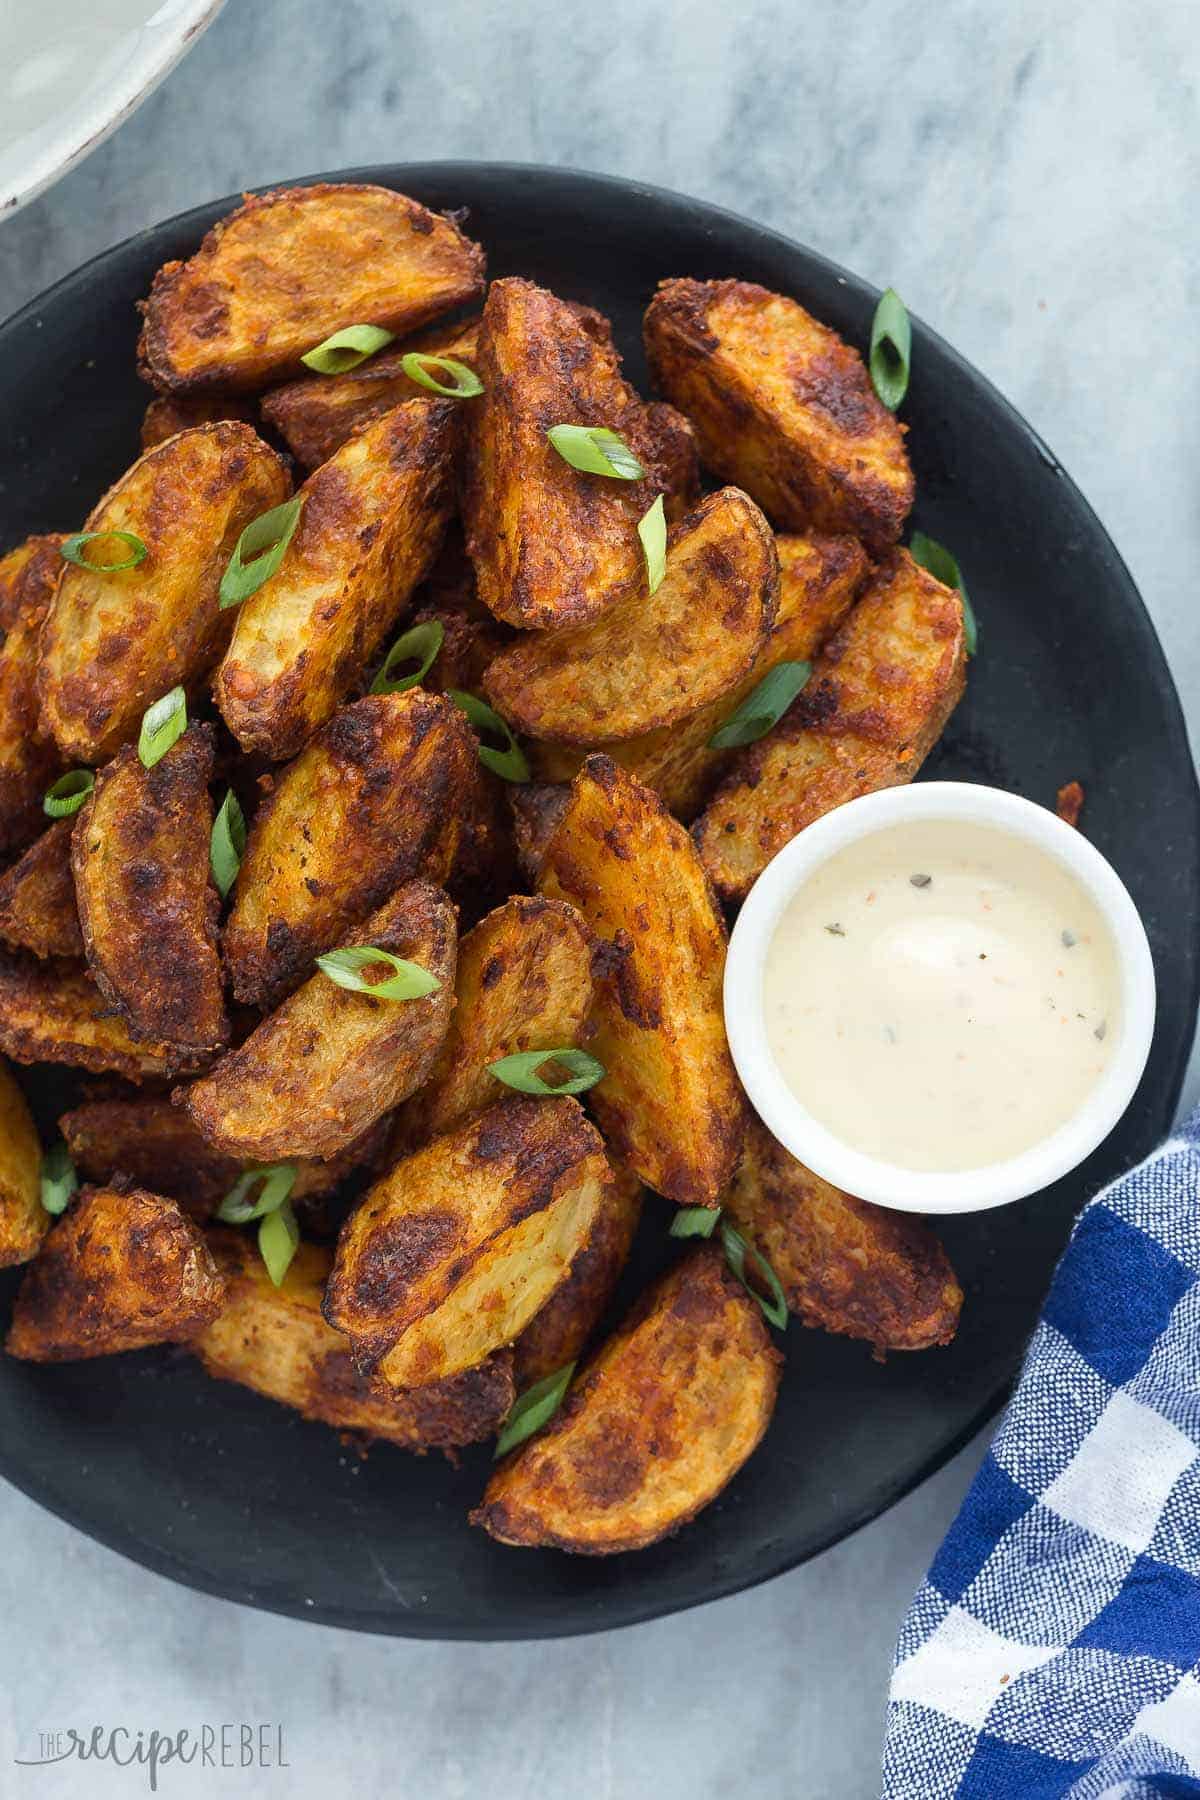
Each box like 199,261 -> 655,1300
0,163 -> 1196,1640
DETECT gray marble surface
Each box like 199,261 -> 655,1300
0,1 -> 1196,1794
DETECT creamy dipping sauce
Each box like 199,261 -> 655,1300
763,819 -> 1121,1172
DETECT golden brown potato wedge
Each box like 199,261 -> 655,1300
513,1161 -> 643,1387
140,392 -> 258,450
474,1244 -> 781,1553
138,182 -> 486,393
725,1117 -> 962,1353
183,879 -> 456,1162
6,1184 -> 225,1362
215,399 -> 456,759
0,953 -> 178,1079
484,487 -> 779,745
642,402 -> 701,522
0,536 -> 64,856
694,549 -> 966,903
0,820 -> 83,959
0,1059 -> 48,1268
538,756 -> 747,1206
38,423 -> 289,763
644,278 -> 914,553
509,783 -> 570,886
73,725 -> 227,1058
197,1231 -> 515,1450
325,1096 -> 611,1389
223,691 -> 476,1008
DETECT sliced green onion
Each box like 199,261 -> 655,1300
138,686 -> 187,769
546,425 -> 644,481
219,496 -> 303,609
209,789 -> 246,899
869,288 -> 911,411
670,1204 -> 721,1239
494,1362 -> 575,1459
300,324 -> 395,375
638,494 -> 667,596
216,1162 -> 296,1225
721,1223 -> 788,1330
370,619 -> 444,695
61,530 -> 148,572
446,690 -> 530,783
40,1141 -> 78,1216
259,1199 -> 300,1287
400,351 -> 483,398
315,944 -> 440,1002
488,1047 -> 605,1097
43,769 -> 94,819
707,661 -> 812,750
909,531 -> 977,657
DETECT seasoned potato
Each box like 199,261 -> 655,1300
138,182 -> 486,393
474,1245 -> 781,1553
73,725 -> 226,1058
0,953 -> 178,1079
510,783 -> 570,886
197,1232 -> 515,1450
140,392 -> 258,450
538,757 -> 746,1206
38,423 -> 289,763
0,1058 -> 48,1268
725,1118 -> 962,1353
484,487 -> 778,745
0,820 -> 83,960
6,1184 -> 225,1362
513,1162 -> 643,1387
0,536 -> 64,855
223,691 -> 476,1008
391,895 -> 595,1151
215,399 -> 456,760
642,402 -> 701,522
184,880 -> 456,1162
694,549 -> 966,903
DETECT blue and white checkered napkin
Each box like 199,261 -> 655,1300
883,1111 -> 1200,1799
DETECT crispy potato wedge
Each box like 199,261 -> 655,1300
140,393 -> 258,450
0,820 -> 83,960
0,536 -> 64,855
73,725 -> 227,1057
510,783 -> 570,886
325,1095 -> 611,1390
484,487 -> 778,745
0,1058 -> 48,1268
0,953 -> 178,1079
197,1232 -> 515,1450
223,691 -> 476,1008
474,1244 -> 781,1553
390,895 -> 595,1151
694,549 -> 966,903
513,1161 -> 643,1387
538,756 -> 746,1206
644,278 -> 914,553
215,399 -> 456,759
138,182 -> 486,393
184,880 -> 456,1162
38,423 -> 289,763
725,1118 -> 962,1353
642,402 -> 701,522
6,1184 -> 224,1362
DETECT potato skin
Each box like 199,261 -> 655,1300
725,1118 -> 962,1353
183,879 -> 456,1162
0,536 -> 64,856
509,783 -> 570,886
512,1161 -> 643,1387
138,182 -> 486,393
215,398 -> 456,760
6,1185 -> 225,1362
223,691 -> 477,1009
72,725 -> 227,1058
0,1059 -> 48,1268
474,1245 -> 781,1554
484,487 -> 779,745
694,549 -> 966,903
0,953 -> 178,1079
0,820 -> 83,960
140,393 -> 258,450
538,756 -> 747,1206
644,278 -> 914,553
38,422 -> 290,763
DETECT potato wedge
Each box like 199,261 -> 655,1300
140,393 -> 257,450
0,1058 -> 47,1268
197,1232 -> 514,1450
694,549 -> 966,903
642,402 -> 701,522
510,783 -> 570,886
513,1161 -> 643,1386
183,879 -> 456,1162
215,399 -> 456,759
0,953 -> 178,1079
138,182 -> 486,393
325,1096 -> 610,1389
38,423 -> 289,763
644,278 -> 914,552
6,1185 -> 225,1362
484,487 -> 778,745
0,536 -> 64,855
223,691 -> 476,1008
537,756 -> 747,1206
473,1244 -> 781,1553
73,724 -> 227,1058
0,820 -> 83,959
725,1118 -> 962,1353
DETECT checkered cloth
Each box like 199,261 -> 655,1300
883,1114 -> 1200,1799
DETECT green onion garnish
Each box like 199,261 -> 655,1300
400,352 -> 483,398
40,1141 -> 78,1216
259,1199 -> 300,1287
909,531 -> 977,657
370,619 -> 444,695
494,1362 -> 575,1459
61,530 -> 148,572
138,686 -> 187,769
720,1223 -> 788,1330
869,288 -> 911,411
707,661 -> 812,750
300,324 -> 395,375
216,1162 -> 297,1225
546,425 -> 644,481
315,945 -> 441,1002
638,494 -> 667,596
487,1048 -> 605,1097
670,1204 -> 721,1239
219,496 -> 303,609
209,790 -> 246,900
446,690 -> 530,783
43,769 -> 94,820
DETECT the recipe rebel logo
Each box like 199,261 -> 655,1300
14,1723 -> 289,1790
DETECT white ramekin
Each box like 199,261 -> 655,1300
724,782 -> 1156,1214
